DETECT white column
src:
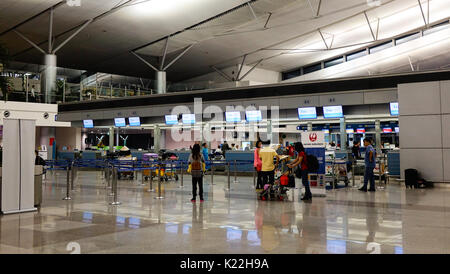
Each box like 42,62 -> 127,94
339,117 -> 347,151
41,54 -> 57,104
155,71 -> 166,94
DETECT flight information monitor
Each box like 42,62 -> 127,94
83,120 -> 93,128
225,111 -> 242,123
128,117 -> 141,127
165,115 -> 178,125
390,102 -> 399,116
245,110 -> 262,122
114,118 -> 126,127
298,107 -> 317,119
182,114 -> 196,124
323,105 -> 343,118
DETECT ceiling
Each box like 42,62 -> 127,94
0,0 -> 449,82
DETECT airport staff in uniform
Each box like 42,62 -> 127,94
359,138 -> 376,192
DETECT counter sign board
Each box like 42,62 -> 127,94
301,131 -> 325,148
301,131 -> 326,197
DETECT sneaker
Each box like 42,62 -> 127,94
301,195 -> 312,201
358,187 -> 367,192
191,198 -> 196,203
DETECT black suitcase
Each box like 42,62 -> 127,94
405,169 -> 419,189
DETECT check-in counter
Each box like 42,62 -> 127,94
0,165 -> 44,211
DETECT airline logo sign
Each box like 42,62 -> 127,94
302,131 -> 325,148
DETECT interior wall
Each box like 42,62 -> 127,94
399,80 -> 450,182
55,127 -> 81,151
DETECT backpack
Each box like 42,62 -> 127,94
191,156 -> 202,170
306,154 -> 319,173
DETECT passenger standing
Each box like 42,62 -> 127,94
188,144 -> 205,202
288,142 -> 312,201
202,143 -> 209,170
352,141 -> 361,160
253,141 -> 263,190
359,138 -> 376,192
222,141 -> 230,158
30,85 -> 36,102
259,145 -> 280,187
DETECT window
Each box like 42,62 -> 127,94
281,69 -> 301,80
369,41 -> 393,54
395,32 -> 421,45
324,57 -> 344,68
303,63 -> 321,74
346,49 -> 367,61
423,20 -> 450,36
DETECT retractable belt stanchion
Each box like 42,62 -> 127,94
140,163 -> 146,186
233,160 -> 239,184
154,165 -> 165,199
70,161 -> 75,191
352,159 -> 357,188
178,162 -> 184,189
106,164 -> 112,188
109,165 -> 115,196
224,162 -> 232,191
210,161 -> 215,185
147,166 -> 155,192
63,164 -> 72,200
377,157 -> 385,190
110,166 -> 121,205
253,168 -> 256,189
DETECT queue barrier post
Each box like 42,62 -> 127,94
377,157 -> 385,190
62,164 -> 72,200
178,162 -> 184,189
109,166 -> 116,196
70,161 -> 75,191
224,161 -> 232,191
210,161 -> 215,185
110,166 -> 121,205
154,165 -> 165,199
147,166 -> 155,192
233,160 -> 239,184
253,168 -> 256,189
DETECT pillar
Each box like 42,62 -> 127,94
109,127 -> 114,152
155,71 -> 166,94
375,119 -> 381,155
41,54 -> 57,104
339,117 -> 347,151
267,120 -> 273,144
154,125 -> 161,153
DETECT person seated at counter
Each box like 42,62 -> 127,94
35,150 -> 46,166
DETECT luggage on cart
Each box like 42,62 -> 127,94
158,151 -> 179,182
142,153 -> 158,180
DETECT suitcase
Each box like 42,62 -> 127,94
405,169 -> 419,189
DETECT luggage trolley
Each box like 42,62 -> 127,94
153,151 -> 179,182
142,153 -> 158,181
325,158 -> 349,188
258,156 -> 292,201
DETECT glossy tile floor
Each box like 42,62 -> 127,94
0,170 -> 449,254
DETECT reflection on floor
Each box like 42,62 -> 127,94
0,170 -> 449,254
